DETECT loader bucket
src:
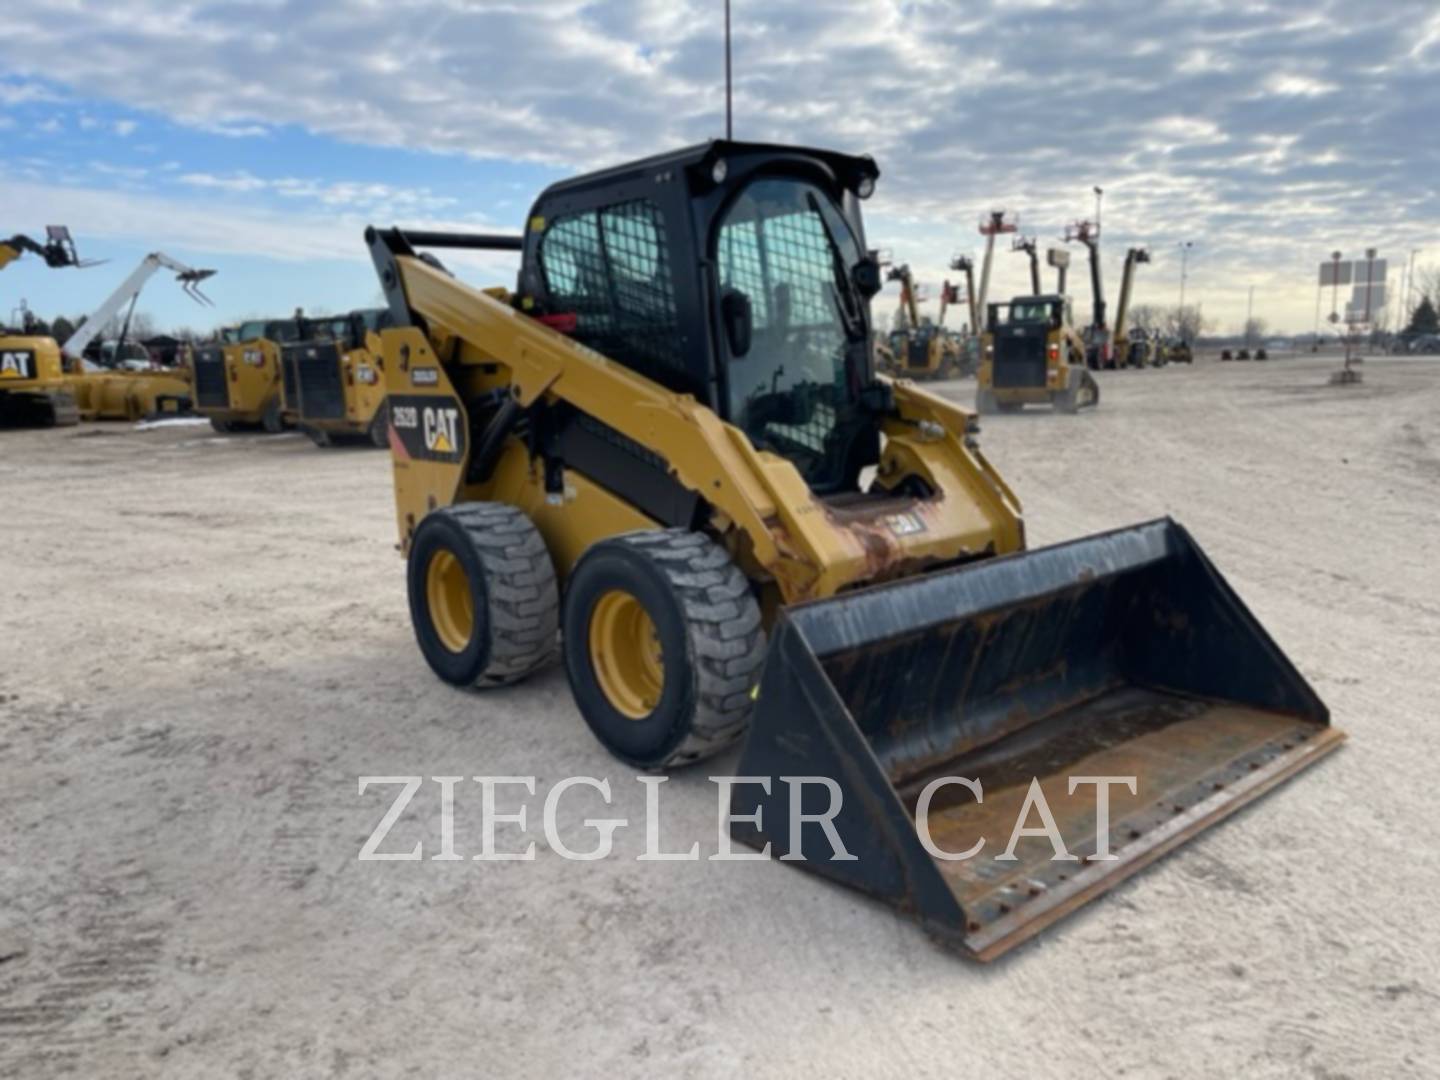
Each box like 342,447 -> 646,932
730,518 -> 1343,962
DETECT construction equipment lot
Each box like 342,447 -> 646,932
2,351 -> 1437,1078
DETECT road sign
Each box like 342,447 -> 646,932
1320,261 -> 1352,287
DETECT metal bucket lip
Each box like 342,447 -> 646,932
961,724 -> 1347,962
782,516 -> 1185,659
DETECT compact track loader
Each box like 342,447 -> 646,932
193,318 -> 307,433
977,295 -> 1099,413
367,141 -> 1342,960
281,310 -> 392,447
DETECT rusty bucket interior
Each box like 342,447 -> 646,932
731,518 -> 1344,961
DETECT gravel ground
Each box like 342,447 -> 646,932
1,351 -> 1437,1078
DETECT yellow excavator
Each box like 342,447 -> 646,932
2,227 -> 88,425
366,140 -> 1342,961
193,316 -> 309,433
282,309 -> 392,447
879,262 -> 964,379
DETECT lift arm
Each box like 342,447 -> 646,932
61,252 -> 216,359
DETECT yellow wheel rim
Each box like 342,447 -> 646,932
426,549 -> 474,654
588,590 -> 664,719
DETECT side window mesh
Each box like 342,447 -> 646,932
538,200 -> 681,375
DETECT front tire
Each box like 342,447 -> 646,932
407,504 -> 559,688
562,530 -> 765,769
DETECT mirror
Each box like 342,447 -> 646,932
722,288 -> 753,358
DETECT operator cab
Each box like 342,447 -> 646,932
519,140 -> 888,495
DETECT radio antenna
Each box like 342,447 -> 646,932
725,0 -> 733,139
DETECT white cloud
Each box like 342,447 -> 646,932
4,0 -> 1436,331
114,119 -> 138,136
1265,73 -> 1339,97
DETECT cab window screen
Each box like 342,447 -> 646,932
538,199 -> 681,376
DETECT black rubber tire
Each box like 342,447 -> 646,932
368,408 -> 390,448
562,530 -> 765,770
407,503 -> 559,688
261,397 -> 285,434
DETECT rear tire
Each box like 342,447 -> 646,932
407,503 -> 559,688
562,530 -> 765,769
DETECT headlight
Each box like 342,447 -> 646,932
857,176 -> 875,200
711,158 -> 728,184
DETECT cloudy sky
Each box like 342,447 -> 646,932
3,0 -> 1437,336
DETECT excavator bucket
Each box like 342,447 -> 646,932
730,519 -> 1343,961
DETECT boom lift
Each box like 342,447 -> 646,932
1065,220 -> 1110,368
1111,248 -> 1153,368
2,227 -> 95,425
364,140 -> 1341,961
1013,236 -> 1042,295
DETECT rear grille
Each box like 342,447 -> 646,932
285,342 -> 346,420
281,348 -> 300,412
993,330 -> 1048,389
193,348 -> 229,408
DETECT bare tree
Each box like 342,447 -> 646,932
1162,304 -> 1209,343
1129,304 -> 1164,334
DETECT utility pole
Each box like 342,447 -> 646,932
1178,241 -> 1193,309
1405,248 -> 1420,328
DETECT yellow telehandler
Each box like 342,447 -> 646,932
366,141 -> 1341,960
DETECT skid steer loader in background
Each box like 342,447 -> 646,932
193,317 -> 308,433
367,140 -> 1342,961
877,263 -> 964,380
281,309 -> 392,447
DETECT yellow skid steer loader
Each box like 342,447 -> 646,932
281,310 -> 392,447
366,141 -> 1342,960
